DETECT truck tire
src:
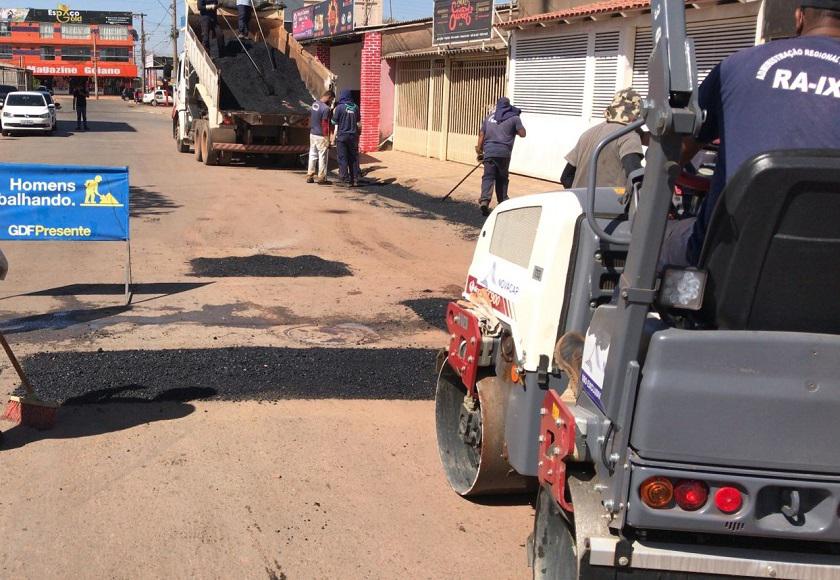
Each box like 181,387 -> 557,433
202,128 -> 217,166
194,125 -> 205,163
532,486 -> 577,580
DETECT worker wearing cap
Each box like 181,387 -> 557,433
237,0 -> 252,39
661,0 -> 840,267
561,88 -> 644,190
476,97 -> 526,216
199,0 -> 224,57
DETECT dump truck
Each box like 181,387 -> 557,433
435,0 -> 840,577
173,0 -> 334,166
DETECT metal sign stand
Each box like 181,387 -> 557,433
124,239 -> 133,306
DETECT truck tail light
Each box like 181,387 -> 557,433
222,114 -> 233,125
715,486 -> 743,514
640,477 -> 673,509
674,480 -> 708,511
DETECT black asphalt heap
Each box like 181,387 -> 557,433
20,347 -> 437,403
189,255 -> 352,277
217,40 -> 314,114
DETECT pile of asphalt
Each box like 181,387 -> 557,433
20,347 -> 437,404
189,255 -> 352,278
217,40 -> 314,114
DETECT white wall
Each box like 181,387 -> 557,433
330,43 -> 361,93
508,1 -> 760,182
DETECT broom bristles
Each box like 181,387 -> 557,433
2,396 -> 58,430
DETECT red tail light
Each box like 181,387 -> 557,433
715,486 -> 743,514
222,114 -> 233,125
674,480 -> 708,511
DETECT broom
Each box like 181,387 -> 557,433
0,330 -> 57,430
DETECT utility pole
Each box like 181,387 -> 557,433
92,33 -> 99,100
135,12 -> 148,91
170,0 -> 178,81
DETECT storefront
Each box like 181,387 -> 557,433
0,6 -> 138,95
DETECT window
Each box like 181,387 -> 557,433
0,21 -> 11,37
39,22 -> 54,38
61,23 -> 90,39
98,47 -> 130,62
61,46 -> 91,61
6,93 -> 46,107
0,45 -> 11,59
98,25 -> 128,41
513,33 -> 588,116
41,46 -> 55,61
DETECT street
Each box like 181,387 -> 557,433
0,98 -> 541,579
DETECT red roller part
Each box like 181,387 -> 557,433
538,390 -> 577,512
445,302 -> 482,396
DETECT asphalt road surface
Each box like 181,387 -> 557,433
0,99 -> 533,578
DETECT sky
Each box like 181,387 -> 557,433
10,1 -> 500,61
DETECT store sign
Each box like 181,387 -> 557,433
0,6 -> 132,25
433,0 -> 494,45
292,0 -> 354,40
24,61 -> 137,78
0,163 -> 130,242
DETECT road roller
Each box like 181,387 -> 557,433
434,0 -> 840,576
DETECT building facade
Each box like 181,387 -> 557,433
0,6 -> 137,94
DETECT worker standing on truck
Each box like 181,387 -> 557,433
476,97 -> 526,216
560,88 -> 644,190
332,89 -> 362,187
236,0 -> 252,39
307,90 -> 335,185
198,0 -> 224,58
660,0 -> 840,267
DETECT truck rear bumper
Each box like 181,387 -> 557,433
212,143 -> 308,155
586,536 -> 840,579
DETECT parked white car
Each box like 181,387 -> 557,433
143,89 -> 171,107
1,91 -> 56,136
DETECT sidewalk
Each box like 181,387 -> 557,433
358,150 -> 559,205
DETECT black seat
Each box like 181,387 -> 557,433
698,150 -> 840,333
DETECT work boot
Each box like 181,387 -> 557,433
480,202 -> 491,217
306,175 -> 315,184
316,179 -> 332,186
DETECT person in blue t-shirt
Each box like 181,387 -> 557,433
660,0 -> 840,267
331,90 -> 363,187
307,90 -> 335,185
476,97 -> 526,216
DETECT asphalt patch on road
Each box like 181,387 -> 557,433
20,347 -> 437,403
217,40 -> 313,114
401,298 -> 450,331
189,255 -> 352,278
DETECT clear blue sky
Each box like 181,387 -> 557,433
12,1 -> 501,59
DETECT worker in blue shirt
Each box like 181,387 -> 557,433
476,97 -> 526,216
661,0 -> 840,267
332,90 -> 362,187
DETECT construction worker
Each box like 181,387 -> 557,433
198,0 -> 224,57
332,89 -> 362,187
661,0 -> 840,267
476,97 -> 526,216
561,88 -> 644,190
307,90 -> 335,185
236,0 -> 252,39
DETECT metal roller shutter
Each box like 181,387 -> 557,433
513,33 -> 588,116
632,16 -> 757,96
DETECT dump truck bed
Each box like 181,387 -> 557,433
184,0 -> 333,119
